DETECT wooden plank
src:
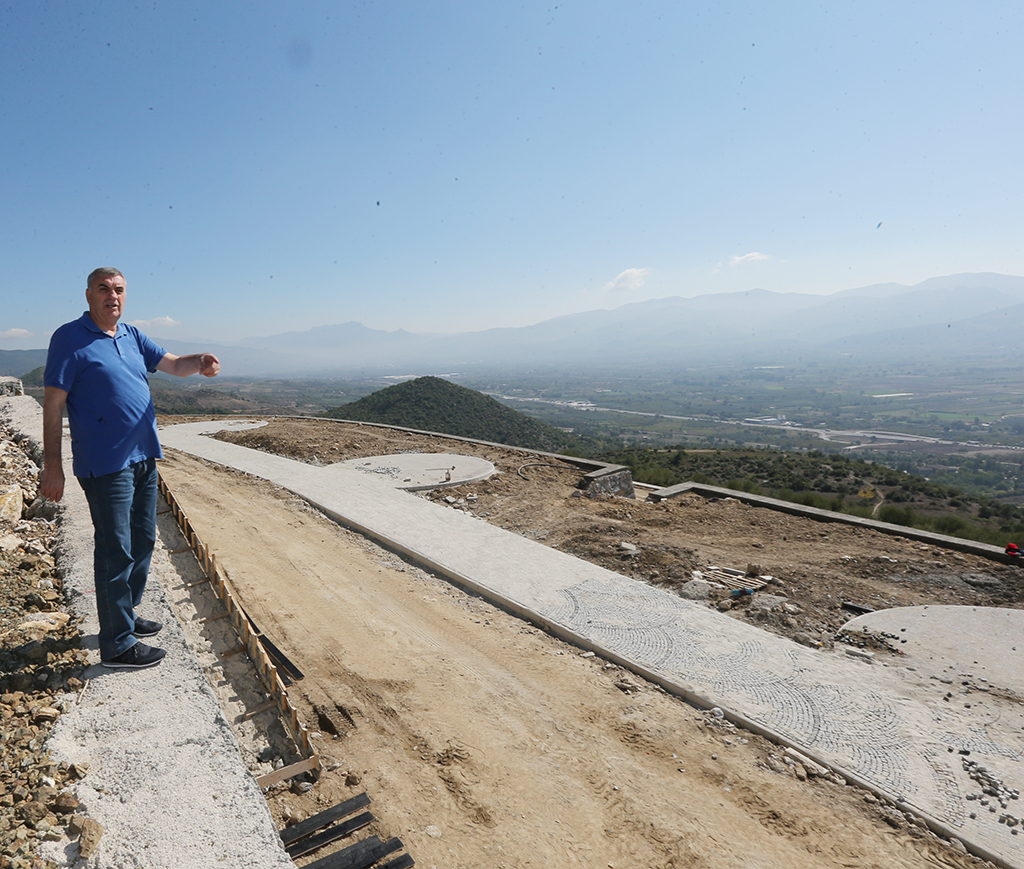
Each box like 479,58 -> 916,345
255,753 -> 322,789
280,793 -> 371,846
285,811 -> 373,859
303,836 -> 380,869
304,836 -> 403,869
379,854 -> 415,869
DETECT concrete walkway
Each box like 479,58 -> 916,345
160,420 -> 1024,869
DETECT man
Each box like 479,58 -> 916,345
41,268 -> 220,669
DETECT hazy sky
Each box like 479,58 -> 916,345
3,1 -> 1022,348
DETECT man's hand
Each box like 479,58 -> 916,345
42,386 -> 68,503
198,353 -> 220,377
40,464 -> 65,503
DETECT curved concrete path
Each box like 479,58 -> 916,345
161,420 -> 1024,869
335,451 -> 496,491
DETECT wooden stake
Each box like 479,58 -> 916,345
240,699 -> 276,720
200,611 -> 231,623
220,644 -> 247,658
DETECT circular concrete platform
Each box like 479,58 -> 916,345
843,605 -> 1024,696
334,452 -> 496,491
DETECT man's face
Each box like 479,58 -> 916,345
85,274 -> 126,330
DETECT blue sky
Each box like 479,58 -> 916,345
3,1 -> 1022,348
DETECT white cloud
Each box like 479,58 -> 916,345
130,316 -> 181,331
730,252 -> 770,267
0,328 -> 32,339
603,267 -> 652,292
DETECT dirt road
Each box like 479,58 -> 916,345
157,441 -> 979,869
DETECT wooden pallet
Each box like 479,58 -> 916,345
702,567 -> 769,592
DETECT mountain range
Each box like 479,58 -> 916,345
4,273 -> 1023,379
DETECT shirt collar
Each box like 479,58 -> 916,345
79,310 -> 121,337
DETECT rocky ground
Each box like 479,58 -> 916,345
211,417 -> 1024,652
0,425 -> 94,869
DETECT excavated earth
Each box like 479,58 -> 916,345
4,413 -> 1023,868
178,416 -> 1019,868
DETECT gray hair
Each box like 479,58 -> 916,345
87,267 -> 124,288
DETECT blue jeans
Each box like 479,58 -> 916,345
79,458 -> 158,660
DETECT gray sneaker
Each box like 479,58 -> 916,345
102,642 -> 166,669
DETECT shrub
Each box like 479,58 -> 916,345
879,505 -> 916,527
931,515 -> 966,535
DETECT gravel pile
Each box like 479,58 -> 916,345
0,422 -> 93,869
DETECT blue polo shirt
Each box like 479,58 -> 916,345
45,312 -> 168,478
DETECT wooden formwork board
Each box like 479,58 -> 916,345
157,473 -> 320,772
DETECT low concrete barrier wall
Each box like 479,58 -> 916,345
649,481 -> 1010,563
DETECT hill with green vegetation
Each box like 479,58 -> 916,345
20,366 -> 45,388
598,444 -> 1024,548
327,376 -> 595,454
